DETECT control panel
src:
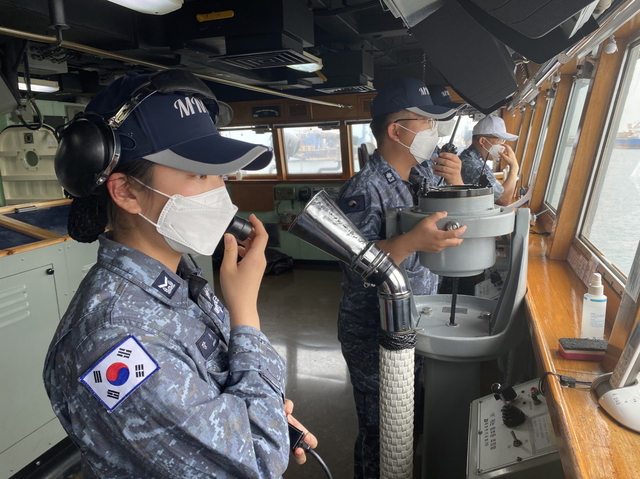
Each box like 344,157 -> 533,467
312,186 -> 340,201
274,186 -> 296,200
467,379 -> 563,478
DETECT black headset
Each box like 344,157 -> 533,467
55,69 -> 230,198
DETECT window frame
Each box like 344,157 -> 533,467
574,37 -> 640,286
218,125 -> 279,179
528,95 -> 555,189
543,76 -> 592,213
276,122 -> 346,179
346,119 -> 375,174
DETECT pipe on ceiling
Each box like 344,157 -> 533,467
0,26 -> 354,110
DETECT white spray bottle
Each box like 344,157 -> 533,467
581,273 -> 607,340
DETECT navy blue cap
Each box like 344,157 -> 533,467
87,71 -> 273,175
428,85 -> 467,110
371,78 -> 456,120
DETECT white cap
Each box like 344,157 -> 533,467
473,116 -> 519,141
588,273 -> 604,296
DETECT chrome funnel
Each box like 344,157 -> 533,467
288,190 -> 368,265
289,190 -> 412,332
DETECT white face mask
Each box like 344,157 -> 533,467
397,124 -> 440,163
437,118 -> 456,138
481,138 -> 506,160
134,179 -> 238,256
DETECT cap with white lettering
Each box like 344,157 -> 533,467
428,85 -> 467,111
370,77 -> 456,120
86,72 -> 272,175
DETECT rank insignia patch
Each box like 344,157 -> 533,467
197,327 -> 219,360
153,271 -> 179,299
384,169 -> 396,183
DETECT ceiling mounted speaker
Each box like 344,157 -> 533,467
411,2 -> 517,114
454,0 -> 599,64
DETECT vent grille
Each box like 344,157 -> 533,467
217,50 -> 311,70
0,283 -> 29,328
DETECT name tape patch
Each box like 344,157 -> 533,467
80,335 -> 160,412
211,295 -> 225,321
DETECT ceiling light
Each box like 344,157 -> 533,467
18,77 -> 59,93
108,0 -> 183,15
287,52 -> 323,73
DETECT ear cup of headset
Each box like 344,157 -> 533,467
55,117 -> 116,198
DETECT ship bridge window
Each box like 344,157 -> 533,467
528,97 -> 554,188
436,115 -> 477,152
580,42 -> 640,280
544,78 -> 591,212
279,122 -> 342,176
347,120 -> 376,173
219,126 -> 276,177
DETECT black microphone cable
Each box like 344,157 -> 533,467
299,443 -> 333,479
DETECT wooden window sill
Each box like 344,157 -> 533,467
526,232 -> 640,478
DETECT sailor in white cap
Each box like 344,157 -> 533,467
459,115 -> 520,205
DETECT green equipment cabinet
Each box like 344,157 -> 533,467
0,201 -> 97,478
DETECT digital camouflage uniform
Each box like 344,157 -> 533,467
459,145 -> 503,202
337,151 -> 439,479
43,234 -> 288,479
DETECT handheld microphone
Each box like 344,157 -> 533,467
225,216 -> 253,241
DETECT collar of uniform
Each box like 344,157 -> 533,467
463,145 -> 483,161
97,234 -> 190,307
369,151 -> 406,184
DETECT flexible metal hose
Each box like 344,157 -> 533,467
379,344 -> 415,479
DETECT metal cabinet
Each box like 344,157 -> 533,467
0,207 -> 97,478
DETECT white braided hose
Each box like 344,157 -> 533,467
379,345 -> 415,479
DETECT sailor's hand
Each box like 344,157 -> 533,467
219,214 -> 267,329
499,145 -> 519,172
406,211 -> 466,253
432,152 -> 463,185
285,399 -> 319,465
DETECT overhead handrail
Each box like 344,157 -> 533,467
0,26 -> 354,110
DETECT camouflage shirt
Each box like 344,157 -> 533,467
336,152 -> 440,352
43,235 -> 288,479
459,145 -> 503,201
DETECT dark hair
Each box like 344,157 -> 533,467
370,110 -> 405,146
67,159 -> 155,243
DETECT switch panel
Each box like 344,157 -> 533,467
274,187 -> 296,200
312,187 -> 341,201
467,378 -> 563,478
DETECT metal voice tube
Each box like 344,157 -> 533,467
288,190 -> 412,333
289,190 -> 416,478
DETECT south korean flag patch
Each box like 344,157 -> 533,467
80,336 -> 160,412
